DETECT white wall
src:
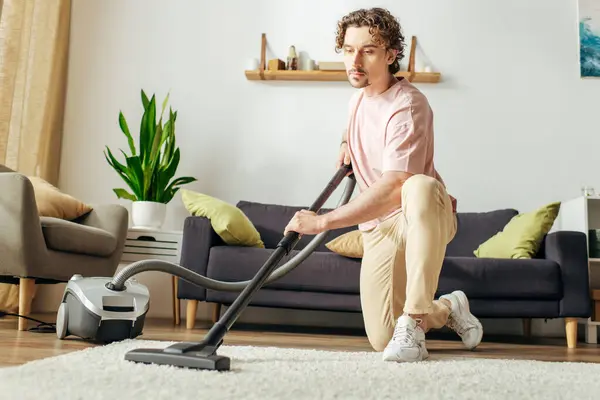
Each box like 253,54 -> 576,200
34,0 -> 600,338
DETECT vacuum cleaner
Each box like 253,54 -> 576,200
56,163 -> 355,371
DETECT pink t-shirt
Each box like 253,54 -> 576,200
346,77 -> 456,231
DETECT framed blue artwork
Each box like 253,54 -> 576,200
579,0 -> 600,78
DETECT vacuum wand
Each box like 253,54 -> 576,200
124,163 -> 353,371
205,162 -> 352,343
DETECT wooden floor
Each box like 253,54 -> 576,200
1,314 -> 600,367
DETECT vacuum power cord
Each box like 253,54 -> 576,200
0,311 -> 56,333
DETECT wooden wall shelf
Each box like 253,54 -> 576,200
245,34 -> 441,84
244,70 -> 441,83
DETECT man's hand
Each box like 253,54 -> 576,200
336,142 -> 353,176
284,210 -> 327,236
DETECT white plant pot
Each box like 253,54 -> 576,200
131,201 -> 166,230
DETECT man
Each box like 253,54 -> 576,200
284,7 -> 483,362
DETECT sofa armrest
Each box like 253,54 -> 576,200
544,231 -> 592,318
75,204 -> 128,239
0,172 -> 47,277
177,216 -> 224,301
74,204 -> 129,256
179,216 -> 224,274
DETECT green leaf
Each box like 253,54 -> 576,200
150,117 -> 163,165
113,188 -> 137,201
139,94 -> 157,169
104,147 -> 129,182
168,176 -> 197,187
113,149 -> 143,199
154,145 -> 178,202
104,147 -> 140,199
161,147 -> 180,188
161,176 -> 197,203
141,89 -> 149,109
160,91 -> 170,120
124,155 -> 145,199
146,96 -> 156,157
160,108 -> 177,170
118,111 -> 136,156
159,119 -> 170,153
164,176 -> 197,197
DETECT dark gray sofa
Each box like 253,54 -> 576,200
177,200 -> 592,348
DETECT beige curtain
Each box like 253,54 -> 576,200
0,0 -> 71,311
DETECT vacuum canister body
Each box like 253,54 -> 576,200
56,274 -> 150,343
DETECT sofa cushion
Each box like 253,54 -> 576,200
235,200 -> 357,251
206,246 -> 361,294
474,202 -> 560,259
40,217 -> 117,256
326,230 -> 363,258
446,209 -> 519,257
29,176 -> 93,220
437,257 -> 562,300
181,190 -> 264,248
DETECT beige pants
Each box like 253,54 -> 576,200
360,174 -> 457,351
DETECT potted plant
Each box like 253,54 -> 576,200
104,90 -> 197,229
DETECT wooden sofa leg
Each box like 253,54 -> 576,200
186,300 -> 198,329
172,276 -> 180,325
565,318 -> 578,349
522,318 -> 532,337
212,303 -> 221,323
18,278 -> 35,331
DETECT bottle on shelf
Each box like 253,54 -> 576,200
286,45 -> 298,70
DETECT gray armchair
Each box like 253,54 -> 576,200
0,164 -> 128,330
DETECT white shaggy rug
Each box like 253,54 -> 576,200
2,339 -> 600,400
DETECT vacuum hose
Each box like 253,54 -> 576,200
107,164 -> 355,292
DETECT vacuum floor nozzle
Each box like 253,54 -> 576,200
125,347 -> 230,371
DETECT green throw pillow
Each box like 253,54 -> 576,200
181,189 -> 264,248
473,201 -> 561,259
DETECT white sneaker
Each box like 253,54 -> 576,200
382,315 -> 428,362
439,290 -> 483,350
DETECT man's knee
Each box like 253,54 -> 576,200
402,174 -> 444,212
363,313 -> 395,351
402,174 -> 439,197
366,327 -> 392,352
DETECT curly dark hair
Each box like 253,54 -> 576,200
334,8 -> 406,74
